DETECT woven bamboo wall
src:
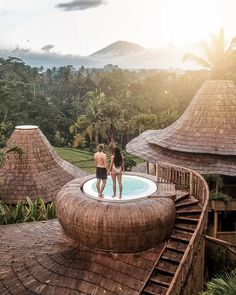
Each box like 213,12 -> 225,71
55,176 -> 176,252
0,125 -> 86,204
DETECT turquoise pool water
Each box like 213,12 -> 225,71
83,175 -> 157,200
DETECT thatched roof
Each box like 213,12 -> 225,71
0,125 -> 86,204
127,80 -> 236,176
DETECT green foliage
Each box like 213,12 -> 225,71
209,192 -> 232,203
124,155 -> 137,171
54,146 -> 141,173
0,55 -> 214,148
201,269 -> 236,295
0,197 -> 56,225
206,244 -> 235,279
183,29 -> 236,79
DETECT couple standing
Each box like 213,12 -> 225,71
94,144 -> 124,199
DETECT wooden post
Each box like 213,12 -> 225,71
154,163 -> 157,177
189,172 -> 193,195
213,211 -> 218,238
146,161 -> 149,174
156,163 -> 159,182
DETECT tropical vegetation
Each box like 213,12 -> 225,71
183,29 -> 236,79
200,269 -> 236,295
0,197 -> 56,225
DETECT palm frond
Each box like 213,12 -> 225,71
182,53 -> 211,69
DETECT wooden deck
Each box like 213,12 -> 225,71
0,164 -> 209,295
0,220 -> 164,295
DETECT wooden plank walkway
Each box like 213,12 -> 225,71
0,181 -> 203,295
0,220 -> 164,295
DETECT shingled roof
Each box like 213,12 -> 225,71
127,80 -> 236,176
0,125 -> 86,204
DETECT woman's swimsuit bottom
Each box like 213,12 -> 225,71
112,166 -> 122,174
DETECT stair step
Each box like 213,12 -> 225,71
175,199 -> 199,208
149,277 -> 170,287
171,230 -> 192,243
176,216 -> 199,222
156,259 -> 178,274
175,223 -> 196,233
175,193 -> 190,203
167,241 -> 187,253
162,249 -> 183,263
176,207 -> 202,214
151,271 -> 173,285
143,283 -> 168,295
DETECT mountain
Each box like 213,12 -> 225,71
0,41 -> 193,70
90,40 -> 145,56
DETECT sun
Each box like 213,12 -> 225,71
161,0 -> 221,46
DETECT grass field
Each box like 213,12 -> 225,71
54,147 -> 143,173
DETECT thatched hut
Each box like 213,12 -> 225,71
127,80 -> 236,176
0,125 -> 86,204
127,80 -> 236,242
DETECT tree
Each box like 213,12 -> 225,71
183,29 -> 236,79
130,113 -> 157,135
70,90 -> 108,147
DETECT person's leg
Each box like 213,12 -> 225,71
96,178 -> 101,196
117,173 -> 123,199
111,172 -> 116,197
100,179 -> 106,197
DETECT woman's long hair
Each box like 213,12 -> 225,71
113,146 -> 122,167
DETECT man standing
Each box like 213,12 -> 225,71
94,144 -> 108,198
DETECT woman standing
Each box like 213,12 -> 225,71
108,146 -> 125,199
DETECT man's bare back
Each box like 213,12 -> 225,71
94,151 -> 108,168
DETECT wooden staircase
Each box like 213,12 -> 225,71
140,193 -> 202,295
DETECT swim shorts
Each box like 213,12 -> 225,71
96,167 -> 107,179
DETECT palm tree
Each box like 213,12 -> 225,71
70,90 -> 108,147
85,91 -> 107,146
201,269 -> 236,295
183,29 -> 236,79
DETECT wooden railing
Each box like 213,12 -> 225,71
217,232 -> 236,245
155,162 -> 209,295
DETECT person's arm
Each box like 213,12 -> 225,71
108,155 -> 114,174
122,155 -> 125,174
103,154 -> 109,171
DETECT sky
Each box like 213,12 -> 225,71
0,0 -> 235,69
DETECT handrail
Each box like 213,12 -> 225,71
155,162 -> 209,295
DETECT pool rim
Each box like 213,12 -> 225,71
82,173 -> 158,203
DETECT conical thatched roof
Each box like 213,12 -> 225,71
127,80 -> 236,176
0,125 -> 86,204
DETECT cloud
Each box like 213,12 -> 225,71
55,0 -> 106,11
41,44 -> 55,52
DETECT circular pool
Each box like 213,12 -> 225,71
56,173 -> 176,252
83,175 -> 157,200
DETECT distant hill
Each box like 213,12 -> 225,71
0,41 -> 195,70
90,40 -> 145,56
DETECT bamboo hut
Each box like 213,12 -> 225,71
0,125 -> 86,204
127,80 -> 236,176
127,80 -> 236,243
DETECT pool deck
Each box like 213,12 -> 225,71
0,174 -> 196,295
